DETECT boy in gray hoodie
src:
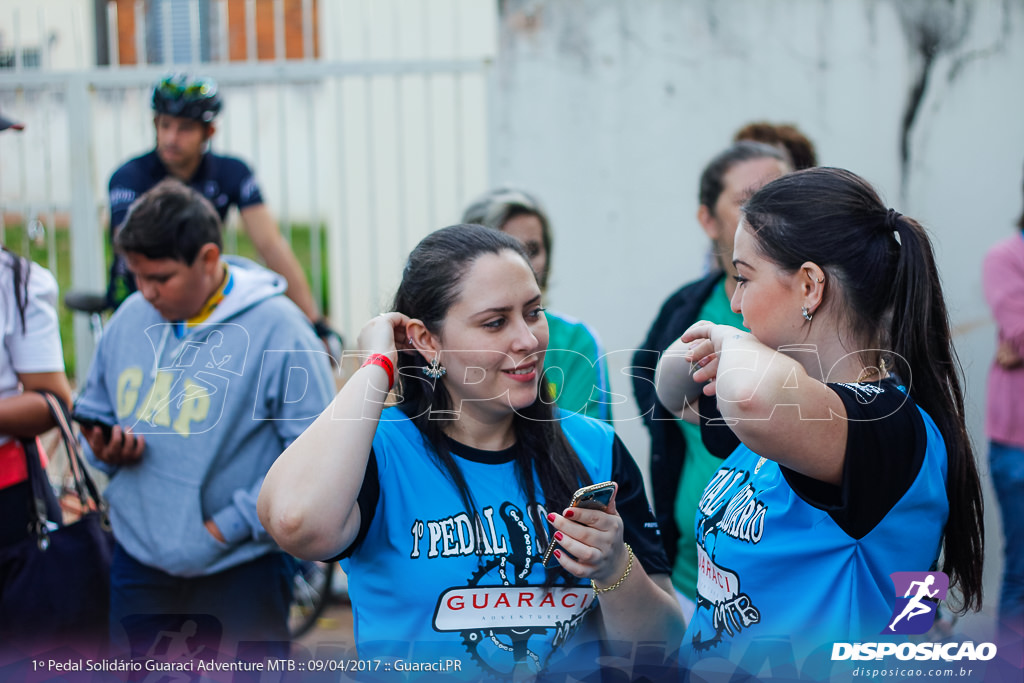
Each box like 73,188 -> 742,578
75,179 -> 334,658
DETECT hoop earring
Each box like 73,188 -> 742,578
801,306 -> 813,322
423,355 -> 447,379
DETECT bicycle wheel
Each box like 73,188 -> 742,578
288,560 -> 336,638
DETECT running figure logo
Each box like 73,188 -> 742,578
884,571 -> 949,635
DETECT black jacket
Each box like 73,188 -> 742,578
631,271 -> 723,567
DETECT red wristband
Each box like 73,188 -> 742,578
362,353 -> 395,391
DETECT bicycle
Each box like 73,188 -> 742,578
286,558 -> 337,638
63,289 -> 337,639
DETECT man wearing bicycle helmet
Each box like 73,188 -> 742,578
107,74 -> 338,348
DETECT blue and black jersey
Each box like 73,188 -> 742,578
106,149 -> 264,307
338,407 -> 670,680
683,378 -> 949,677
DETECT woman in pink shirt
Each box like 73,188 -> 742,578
982,172 -> 1024,636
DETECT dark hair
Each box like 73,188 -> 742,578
2,248 -> 31,333
734,121 -> 818,170
393,224 -> 591,532
115,179 -> 222,264
741,167 -> 984,613
461,188 -> 553,289
699,141 -> 790,214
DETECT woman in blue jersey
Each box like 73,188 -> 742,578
259,224 -> 683,680
655,168 -> 984,672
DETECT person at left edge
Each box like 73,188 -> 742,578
107,73 -> 339,349
75,179 -> 334,657
1,111 -> 75,641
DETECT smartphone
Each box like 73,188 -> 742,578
541,481 -> 616,568
73,414 -> 114,441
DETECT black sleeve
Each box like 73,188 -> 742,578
611,435 -> 672,576
325,449 -> 380,561
631,285 -> 694,426
780,379 -> 926,539
698,392 -> 741,458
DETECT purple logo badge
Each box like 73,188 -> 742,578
884,571 -> 949,635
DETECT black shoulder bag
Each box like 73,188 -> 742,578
0,392 -> 114,651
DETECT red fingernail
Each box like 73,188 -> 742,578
553,550 -> 562,558
565,509 -> 574,518
547,513 -> 556,523
554,531 -> 563,541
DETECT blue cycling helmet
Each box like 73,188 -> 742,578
152,73 -> 222,123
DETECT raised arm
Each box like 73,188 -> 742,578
680,321 -> 848,485
654,335 -> 707,424
240,204 -> 321,323
258,313 -> 408,561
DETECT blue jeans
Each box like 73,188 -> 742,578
109,543 -> 293,660
990,441 -> 1024,631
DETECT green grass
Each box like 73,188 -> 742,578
2,223 -> 329,380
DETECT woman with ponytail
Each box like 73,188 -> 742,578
260,224 -> 682,680
655,167 -> 984,668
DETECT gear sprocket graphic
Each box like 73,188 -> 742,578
460,558 -> 546,679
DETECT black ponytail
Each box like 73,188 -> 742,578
3,247 -> 31,333
884,215 -> 983,612
742,168 -> 984,613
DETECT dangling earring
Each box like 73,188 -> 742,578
423,355 -> 447,379
801,306 -> 813,322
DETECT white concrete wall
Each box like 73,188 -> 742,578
489,0 -> 1024,628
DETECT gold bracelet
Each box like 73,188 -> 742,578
592,543 -> 634,595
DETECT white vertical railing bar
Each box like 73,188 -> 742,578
277,84 -> 291,243
42,93 -> 58,277
107,1 -> 120,67
422,3 -> 437,229
274,0 -> 290,244
220,101 -> 239,260
67,77 -> 103,383
243,0 -> 260,195
112,88 -> 124,183
362,4 -> 379,311
161,0 -> 174,65
392,1 -> 407,253
305,84 -> 323,314
12,8 -> 22,71
452,0 -> 464,207
38,5 -> 51,69
189,0 -> 202,65
135,0 -> 147,66
332,74 -> 352,335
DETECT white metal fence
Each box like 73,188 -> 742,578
0,0 -> 495,383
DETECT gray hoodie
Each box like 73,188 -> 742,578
76,257 -> 334,576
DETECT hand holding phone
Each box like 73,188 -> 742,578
74,414 -> 114,442
75,414 -> 145,466
542,481 -> 616,567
